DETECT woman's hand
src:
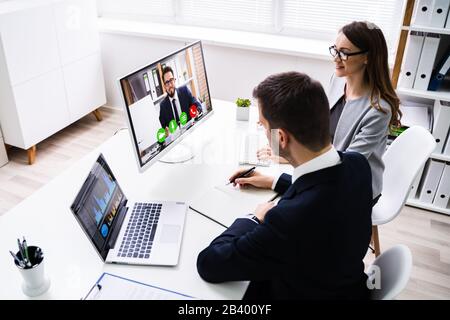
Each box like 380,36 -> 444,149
256,146 -> 289,164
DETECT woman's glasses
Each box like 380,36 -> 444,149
329,45 -> 368,61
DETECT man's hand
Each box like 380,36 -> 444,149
254,202 -> 275,222
256,146 -> 289,164
229,169 -> 274,189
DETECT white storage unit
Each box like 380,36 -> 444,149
0,0 -> 106,164
395,0 -> 450,216
0,125 -> 7,167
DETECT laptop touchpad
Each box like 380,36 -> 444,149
159,224 -> 180,243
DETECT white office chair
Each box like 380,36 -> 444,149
367,244 -> 412,300
371,126 -> 436,256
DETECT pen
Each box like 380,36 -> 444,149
17,238 -> 24,261
227,166 -> 256,185
35,247 -> 43,260
91,284 -> 102,300
268,193 -> 279,202
22,237 -> 31,267
9,250 -> 24,268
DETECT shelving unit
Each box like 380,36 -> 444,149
403,25 -> 450,35
406,198 -> 450,215
393,0 -> 450,215
430,152 -> 450,162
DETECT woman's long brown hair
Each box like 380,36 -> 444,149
341,21 -> 401,127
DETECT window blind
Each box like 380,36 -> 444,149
97,0 -> 404,52
282,0 -> 404,52
178,0 -> 273,32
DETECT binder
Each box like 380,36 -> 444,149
443,131 -> 450,155
432,100 -> 450,153
446,7 -> 450,28
419,159 -> 446,203
433,164 -> 450,208
399,31 -> 425,89
143,72 -> 152,99
414,33 -> 440,90
413,0 -> 434,26
409,164 -> 425,199
430,0 -> 450,28
152,68 -> 162,97
428,52 -> 450,91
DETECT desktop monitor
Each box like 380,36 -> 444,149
118,41 -> 213,172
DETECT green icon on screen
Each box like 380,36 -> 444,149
157,128 -> 166,143
169,119 -> 178,133
180,112 -> 188,126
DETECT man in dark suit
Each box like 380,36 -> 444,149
159,66 -> 202,131
197,72 -> 373,300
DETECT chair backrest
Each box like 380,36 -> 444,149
372,126 -> 436,225
367,244 -> 412,300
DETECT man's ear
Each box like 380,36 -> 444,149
278,128 -> 289,148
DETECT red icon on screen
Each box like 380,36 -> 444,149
189,105 -> 198,118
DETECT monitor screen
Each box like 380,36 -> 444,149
118,41 -> 213,171
70,154 -> 125,260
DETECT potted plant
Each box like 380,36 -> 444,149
235,98 -> 251,121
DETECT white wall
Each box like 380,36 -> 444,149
99,33 -> 335,109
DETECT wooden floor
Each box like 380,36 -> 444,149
0,106 -> 449,300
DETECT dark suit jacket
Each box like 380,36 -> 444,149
159,85 -> 202,129
197,151 -> 373,300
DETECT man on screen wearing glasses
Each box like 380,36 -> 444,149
159,66 -> 203,136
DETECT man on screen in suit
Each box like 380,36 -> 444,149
159,66 -> 202,131
197,72 -> 373,300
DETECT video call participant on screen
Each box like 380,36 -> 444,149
197,72 -> 373,300
159,66 -> 202,133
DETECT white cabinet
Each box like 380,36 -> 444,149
0,126 -> 7,167
63,53 -> 105,121
53,0 -> 100,65
0,2 -> 61,86
0,0 -> 106,163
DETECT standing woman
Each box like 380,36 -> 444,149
255,21 -> 401,201
328,21 -> 401,201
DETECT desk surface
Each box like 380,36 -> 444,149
0,99 -> 288,299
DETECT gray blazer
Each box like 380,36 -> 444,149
328,75 -> 391,198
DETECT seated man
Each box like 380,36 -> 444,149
197,72 -> 373,300
159,66 -> 202,133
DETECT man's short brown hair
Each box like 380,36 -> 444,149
253,72 -> 330,152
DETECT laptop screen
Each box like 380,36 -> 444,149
70,154 -> 125,260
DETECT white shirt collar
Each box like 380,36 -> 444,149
291,146 -> 341,184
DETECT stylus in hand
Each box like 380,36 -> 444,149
227,166 -> 256,185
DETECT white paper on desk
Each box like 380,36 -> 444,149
190,183 -> 276,228
84,273 -> 196,300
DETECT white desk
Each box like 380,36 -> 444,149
0,99 -> 288,299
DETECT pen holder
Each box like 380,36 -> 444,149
15,246 -> 50,297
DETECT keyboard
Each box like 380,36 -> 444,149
118,202 -> 162,259
238,133 -> 271,167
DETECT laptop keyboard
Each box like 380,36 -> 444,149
118,202 -> 162,259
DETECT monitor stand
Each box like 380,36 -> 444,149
159,142 -> 194,163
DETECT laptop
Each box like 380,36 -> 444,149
70,154 -> 187,266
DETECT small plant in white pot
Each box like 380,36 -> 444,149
236,98 -> 250,121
